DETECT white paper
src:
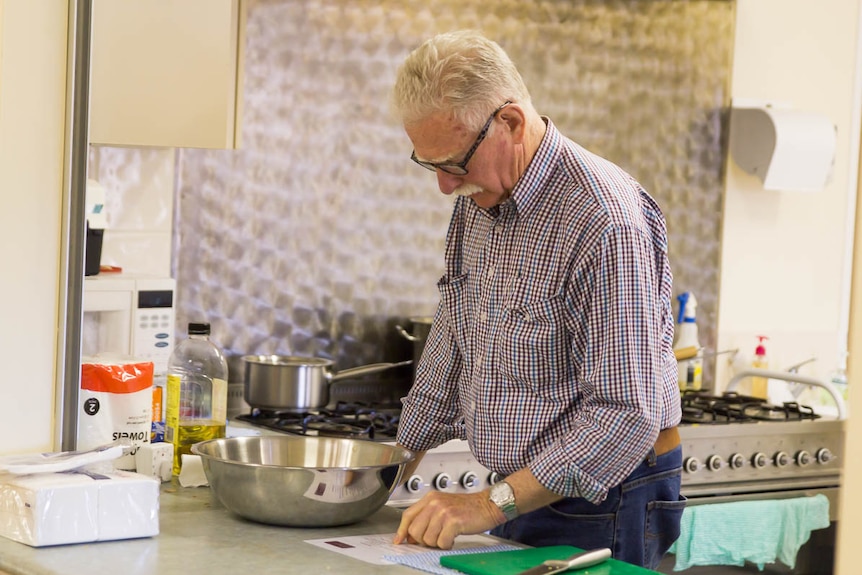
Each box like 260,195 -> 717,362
178,454 -> 208,487
304,532 -> 505,565
0,444 -> 123,475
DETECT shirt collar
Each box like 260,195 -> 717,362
510,117 -> 561,216
467,118 -> 562,221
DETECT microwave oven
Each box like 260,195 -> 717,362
81,275 -> 176,376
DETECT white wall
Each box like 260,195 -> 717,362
0,1 -> 69,453
717,0 -> 861,398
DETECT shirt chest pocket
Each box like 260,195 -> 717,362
495,293 -> 570,392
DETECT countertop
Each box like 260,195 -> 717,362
0,480 -> 426,575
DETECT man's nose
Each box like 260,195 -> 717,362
436,170 -> 462,195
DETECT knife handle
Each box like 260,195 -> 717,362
545,547 -> 612,574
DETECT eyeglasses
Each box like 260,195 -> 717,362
410,101 -> 512,176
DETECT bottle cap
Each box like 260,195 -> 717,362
676,292 -> 697,324
188,322 -> 211,335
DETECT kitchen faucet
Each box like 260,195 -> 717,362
784,356 -> 817,399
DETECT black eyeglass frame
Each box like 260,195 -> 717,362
410,101 -> 512,176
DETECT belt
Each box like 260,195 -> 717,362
653,426 -> 680,457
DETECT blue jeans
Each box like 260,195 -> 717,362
491,446 -> 686,569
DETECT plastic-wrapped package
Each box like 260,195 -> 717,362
0,468 -> 159,547
80,357 -> 154,470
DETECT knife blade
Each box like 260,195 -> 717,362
515,548 -> 612,575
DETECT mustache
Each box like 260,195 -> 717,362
453,183 -> 483,197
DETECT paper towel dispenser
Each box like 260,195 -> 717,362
729,105 -> 836,192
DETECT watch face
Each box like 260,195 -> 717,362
491,481 -> 513,502
490,481 -> 518,520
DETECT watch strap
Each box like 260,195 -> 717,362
490,481 -> 519,521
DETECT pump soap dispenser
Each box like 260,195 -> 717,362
674,292 -> 703,391
751,336 -> 769,399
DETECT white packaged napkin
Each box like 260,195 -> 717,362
178,454 -> 209,487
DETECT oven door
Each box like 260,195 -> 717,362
655,487 -> 839,575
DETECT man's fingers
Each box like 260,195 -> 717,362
436,521 -> 461,550
394,491 -> 486,550
393,503 -> 420,544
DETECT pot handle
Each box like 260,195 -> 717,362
331,360 -> 413,383
395,324 -> 421,342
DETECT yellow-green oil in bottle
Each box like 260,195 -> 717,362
170,421 -> 226,475
166,372 -> 228,475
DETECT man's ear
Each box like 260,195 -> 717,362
499,104 -> 527,144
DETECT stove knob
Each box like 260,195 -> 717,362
752,452 -> 768,469
460,472 -> 479,489
488,472 -> 503,485
729,453 -> 745,469
816,448 -> 834,465
683,457 -> 700,474
434,473 -> 452,491
774,451 -> 790,467
706,455 -> 724,472
406,475 -> 424,494
796,450 -> 812,467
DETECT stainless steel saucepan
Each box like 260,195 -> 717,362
242,355 -> 411,411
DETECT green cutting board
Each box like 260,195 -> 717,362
440,545 -> 660,575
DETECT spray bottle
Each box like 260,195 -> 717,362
674,292 -> 703,391
750,336 -> 769,399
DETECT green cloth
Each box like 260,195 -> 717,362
668,494 -> 830,571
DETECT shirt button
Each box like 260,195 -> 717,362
487,265 -> 496,278
479,311 -> 488,322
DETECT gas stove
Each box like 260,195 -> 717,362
227,389 -> 844,513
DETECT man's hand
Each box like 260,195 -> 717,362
393,468 -> 561,549
393,490 -> 503,549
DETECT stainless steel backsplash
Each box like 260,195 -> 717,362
97,0 -> 735,386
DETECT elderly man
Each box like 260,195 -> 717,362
390,30 -> 684,569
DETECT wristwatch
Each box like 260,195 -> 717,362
489,481 -> 519,521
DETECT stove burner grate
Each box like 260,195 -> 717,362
680,391 -> 820,424
236,401 -> 400,441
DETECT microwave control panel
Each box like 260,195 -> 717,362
132,278 -> 176,375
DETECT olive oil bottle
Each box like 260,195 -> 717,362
165,322 -> 228,475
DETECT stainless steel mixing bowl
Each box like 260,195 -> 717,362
191,435 -> 414,527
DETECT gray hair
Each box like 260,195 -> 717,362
392,30 -> 531,131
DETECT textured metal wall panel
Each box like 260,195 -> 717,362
105,0 -> 735,387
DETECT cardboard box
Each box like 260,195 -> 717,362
0,469 -> 159,546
